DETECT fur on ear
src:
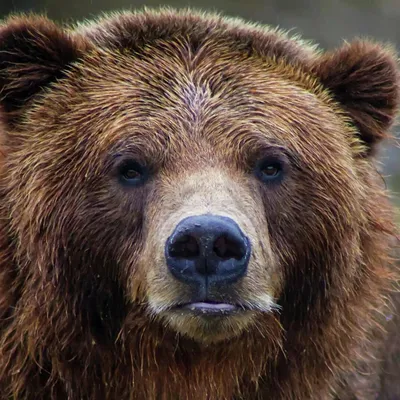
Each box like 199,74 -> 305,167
312,40 -> 400,154
0,15 -> 88,124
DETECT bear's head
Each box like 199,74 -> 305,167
0,10 -> 398,398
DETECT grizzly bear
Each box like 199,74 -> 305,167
0,8 -> 399,400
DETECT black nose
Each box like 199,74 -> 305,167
165,215 -> 250,286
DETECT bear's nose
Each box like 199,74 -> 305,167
165,215 -> 250,286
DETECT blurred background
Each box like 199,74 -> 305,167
1,0 -> 400,206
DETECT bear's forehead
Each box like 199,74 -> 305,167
25,31 -> 351,168
75,9 -> 318,70
53,43 -> 340,151
65,9 -> 328,129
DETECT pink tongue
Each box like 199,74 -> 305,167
184,302 -> 237,312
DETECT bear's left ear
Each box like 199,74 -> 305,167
0,15 -> 89,125
312,40 -> 400,155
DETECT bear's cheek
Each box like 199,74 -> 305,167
130,169 -> 282,341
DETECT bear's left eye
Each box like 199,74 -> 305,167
118,160 -> 147,186
255,157 -> 284,183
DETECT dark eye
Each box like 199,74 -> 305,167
255,158 -> 284,183
118,160 -> 147,186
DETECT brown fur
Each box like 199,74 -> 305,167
0,8 -> 398,399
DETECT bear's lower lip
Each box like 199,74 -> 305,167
179,302 -> 239,315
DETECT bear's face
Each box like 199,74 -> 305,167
4,47 -> 364,343
0,13 -> 398,346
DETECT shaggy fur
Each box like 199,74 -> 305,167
0,8 -> 398,400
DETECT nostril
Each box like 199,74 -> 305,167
213,235 -> 246,260
169,235 -> 200,259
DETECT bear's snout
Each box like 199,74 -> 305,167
165,215 -> 250,287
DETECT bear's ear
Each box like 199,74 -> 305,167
0,15 -> 88,125
312,40 -> 400,155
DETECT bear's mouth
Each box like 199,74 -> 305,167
175,302 -> 242,316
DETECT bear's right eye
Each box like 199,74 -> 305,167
118,160 -> 147,186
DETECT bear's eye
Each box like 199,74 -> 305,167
118,160 -> 147,186
255,157 -> 284,183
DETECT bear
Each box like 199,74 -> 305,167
0,8 -> 399,400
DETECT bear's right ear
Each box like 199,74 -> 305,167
0,15 -> 88,125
